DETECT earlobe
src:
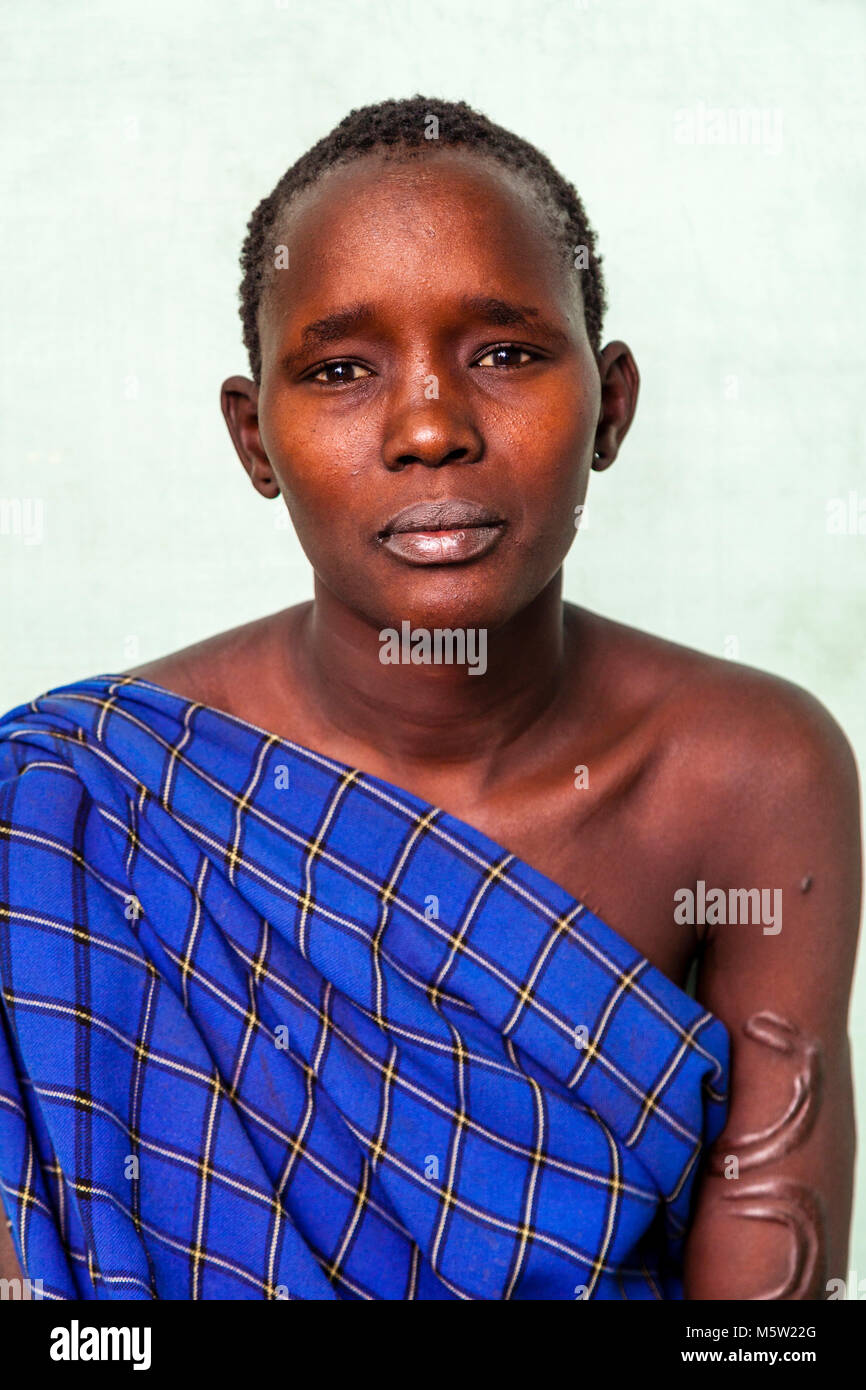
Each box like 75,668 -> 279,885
591,447 -> 614,473
220,375 -> 280,499
249,460 -> 281,500
251,469 -> 281,500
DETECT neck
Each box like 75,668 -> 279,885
298,574 -> 569,781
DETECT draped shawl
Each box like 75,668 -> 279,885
0,675 -> 729,1299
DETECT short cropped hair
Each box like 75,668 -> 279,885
239,95 -> 607,383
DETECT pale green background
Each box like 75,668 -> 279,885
2,0 -> 864,1284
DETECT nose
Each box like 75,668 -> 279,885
381,382 -> 484,472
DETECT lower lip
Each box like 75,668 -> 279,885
380,525 -> 505,565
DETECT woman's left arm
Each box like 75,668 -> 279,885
683,691 -> 862,1299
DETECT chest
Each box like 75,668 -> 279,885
428,764 -> 703,993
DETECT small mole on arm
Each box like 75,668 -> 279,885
800,874 -> 813,894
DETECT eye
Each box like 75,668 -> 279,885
308,360 -> 373,385
474,344 -> 540,369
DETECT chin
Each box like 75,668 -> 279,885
372,574 -> 540,638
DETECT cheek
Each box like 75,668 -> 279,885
507,387 -> 594,532
276,476 -> 357,576
261,437 -> 378,592
261,418 -> 363,535
508,364 -> 597,462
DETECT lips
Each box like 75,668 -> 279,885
378,499 -> 506,566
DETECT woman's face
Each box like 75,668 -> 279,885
232,148 -> 634,634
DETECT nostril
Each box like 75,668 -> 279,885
392,448 -> 473,469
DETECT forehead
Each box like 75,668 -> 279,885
261,148 -> 581,334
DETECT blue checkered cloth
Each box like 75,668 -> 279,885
0,674 -> 729,1300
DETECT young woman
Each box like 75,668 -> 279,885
0,96 -> 859,1300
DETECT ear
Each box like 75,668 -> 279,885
220,375 -> 281,499
592,341 -> 640,472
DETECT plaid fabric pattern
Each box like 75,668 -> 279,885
0,674 -> 729,1300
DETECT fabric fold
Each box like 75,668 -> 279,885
0,674 -> 729,1300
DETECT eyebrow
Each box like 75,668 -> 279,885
458,294 -> 567,343
283,293 -> 570,367
298,302 -> 378,351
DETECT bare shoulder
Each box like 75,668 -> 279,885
571,606 -> 861,1070
663,639 -> 858,812
574,605 -> 860,828
125,604 -> 310,717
